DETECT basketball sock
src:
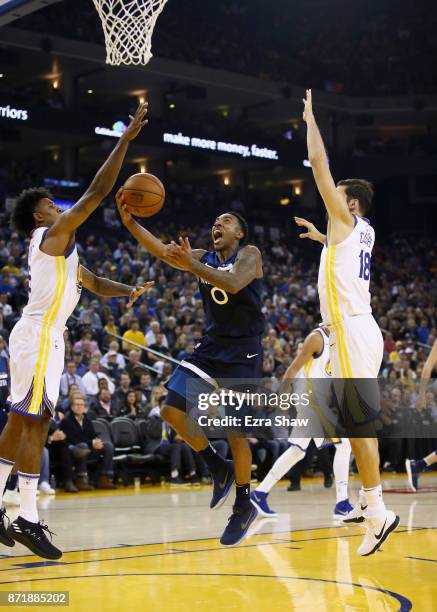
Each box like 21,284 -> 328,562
199,443 -> 226,474
170,469 -> 179,478
257,445 -> 305,494
18,473 -> 39,524
0,458 -> 14,504
235,483 -> 250,509
333,440 -> 351,503
363,484 -> 386,521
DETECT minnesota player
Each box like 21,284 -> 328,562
301,89 -> 399,556
117,201 -> 263,546
250,327 -> 353,520
0,102 -> 150,560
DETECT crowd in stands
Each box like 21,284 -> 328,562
0,179 -> 436,494
16,0 -> 437,96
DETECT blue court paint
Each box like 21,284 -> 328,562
13,561 -> 66,568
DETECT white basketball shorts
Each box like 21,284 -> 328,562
9,316 -> 65,419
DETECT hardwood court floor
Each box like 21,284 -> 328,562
0,474 -> 435,611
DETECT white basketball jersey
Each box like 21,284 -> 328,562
302,328 -> 331,379
293,328 -> 335,435
294,328 -> 331,386
318,215 -> 374,325
22,227 -> 82,330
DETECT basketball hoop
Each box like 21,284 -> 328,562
92,0 -> 169,66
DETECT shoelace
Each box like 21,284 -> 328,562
22,521 -> 56,542
227,506 -> 244,523
0,506 -> 10,527
37,521 -> 56,541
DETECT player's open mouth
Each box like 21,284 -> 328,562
213,229 -> 223,243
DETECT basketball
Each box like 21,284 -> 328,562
123,173 -> 165,217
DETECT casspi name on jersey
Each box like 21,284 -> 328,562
360,229 -> 373,248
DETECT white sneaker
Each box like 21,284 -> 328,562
38,482 -> 56,495
2,489 -> 20,506
357,511 -> 400,556
342,500 -> 366,523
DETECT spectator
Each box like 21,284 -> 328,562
122,389 -> 147,419
82,358 -> 115,396
125,349 -> 145,386
0,312 -> 10,343
100,351 -> 123,385
122,318 -> 146,352
147,332 -> 171,366
60,360 -> 86,397
60,394 -> 116,489
101,340 -> 126,370
103,315 -> 120,342
73,330 -> 98,354
112,371 -> 131,413
47,421 -> 79,493
88,387 -> 120,420
38,448 -> 56,495
145,320 -> 167,347
72,349 -> 88,377
60,384 -> 81,413
154,419 -> 199,485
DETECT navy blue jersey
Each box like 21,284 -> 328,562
198,248 -> 265,338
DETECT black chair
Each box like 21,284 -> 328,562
92,419 -> 112,444
136,417 -> 162,454
110,417 -> 142,454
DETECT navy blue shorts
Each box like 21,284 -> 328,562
166,335 -> 263,412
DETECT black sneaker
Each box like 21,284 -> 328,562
169,476 -> 186,486
7,516 -> 62,560
324,474 -> 334,488
0,507 -> 15,547
220,503 -> 258,546
210,460 -> 235,510
287,482 -> 301,492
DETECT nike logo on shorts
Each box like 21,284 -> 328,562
247,353 -> 259,359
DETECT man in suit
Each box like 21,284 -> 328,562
60,393 -> 115,489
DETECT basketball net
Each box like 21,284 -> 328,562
92,0 -> 169,66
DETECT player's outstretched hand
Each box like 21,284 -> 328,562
121,101 -> 149,142
294,217 -> 325,244
302,89 -> 313,123
165,236 -> 193,271
115,188 -> 133,226
127,281 -> 155,308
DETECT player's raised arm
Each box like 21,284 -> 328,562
80,265 -> 154,307
294,217 -> 326,244
45,102 -> 148,243
116,192 -> 205,267
166,238 -> 261,294
303,90 -> 353,228
416,339 -> 437,411
283,332 -> 323,380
